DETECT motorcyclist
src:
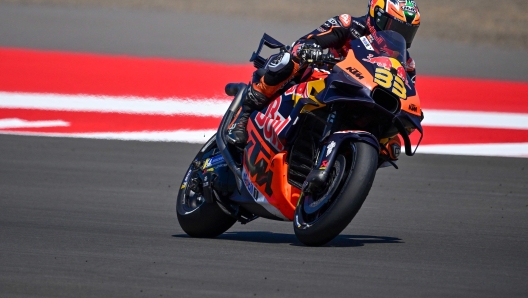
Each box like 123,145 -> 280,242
227,0 -> 421,160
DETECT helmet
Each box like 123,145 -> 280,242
367,0 -> 420,48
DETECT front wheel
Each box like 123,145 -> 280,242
176,135 -> 236,238
294,141 -> 378,246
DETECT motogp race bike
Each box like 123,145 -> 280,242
176,31 -> 423,246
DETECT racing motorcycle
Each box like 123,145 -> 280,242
176,30 -> 423,246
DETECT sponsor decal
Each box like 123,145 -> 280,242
254,97 -> 289,151
245,130 -> 274,197
402,6 -> 417,13
345,67 -> 365,80
327,18 -> 339,26
360,36 -> 375,51
242,168 -> 260,200
319,159 -> 329,170
326,141 -> 336,157
352,19 -> 365,28
203,154 -> 225,169
181,168 -> 192,189
339,14 -> 352,27
363,54 -> 406,82
408,104 -> 418,112
373,67 -> 407,98
350,29 -> 362,39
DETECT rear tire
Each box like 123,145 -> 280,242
294,141 -> 378,246
176,135 -> 236,238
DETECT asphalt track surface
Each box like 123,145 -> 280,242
1,3 -> 528,297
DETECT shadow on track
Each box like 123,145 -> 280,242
173,232 -> 402,247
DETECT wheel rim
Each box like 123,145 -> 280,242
178,170 -> 205,214
296,144 -> 357,228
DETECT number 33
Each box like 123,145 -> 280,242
374,68 -> 407,99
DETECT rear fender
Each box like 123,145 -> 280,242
303,131 -> 379,192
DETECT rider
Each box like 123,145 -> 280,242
227,0 -> 421,159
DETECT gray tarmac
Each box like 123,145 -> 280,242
1,3 -> 528,297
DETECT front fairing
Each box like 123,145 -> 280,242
318,31 -> 422,118
313,31 -> 423,154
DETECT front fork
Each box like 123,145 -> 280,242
303,130 -> 380,193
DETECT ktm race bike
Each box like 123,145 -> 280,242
176,30 -> 423,246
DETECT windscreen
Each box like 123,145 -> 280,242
368,31 -> 407,66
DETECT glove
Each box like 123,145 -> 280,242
295,42 -> 323,63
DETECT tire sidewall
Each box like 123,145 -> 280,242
294,141 -> 378,246
176,135 -> 236,238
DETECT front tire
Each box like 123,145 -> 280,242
294,141 -> 378,246
176,135 -> 236,238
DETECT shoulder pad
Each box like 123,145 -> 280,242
338,14 -> 352,27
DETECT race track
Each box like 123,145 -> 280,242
1,3 -> 528,297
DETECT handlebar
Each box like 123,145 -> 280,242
319,53 -> 343,65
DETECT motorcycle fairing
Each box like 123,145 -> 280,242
248,79 -> 328,153
239,79 -> 329,220
241,166 -> 290,220
341,33 -> 422,117
242,121 -> 301,220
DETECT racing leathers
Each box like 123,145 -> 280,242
227,14 -> 417,147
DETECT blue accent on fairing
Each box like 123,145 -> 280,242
279,97 -> 321,142
316,70 -> 374,105
204,154 -> 225,168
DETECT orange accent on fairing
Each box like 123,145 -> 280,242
336,50 -> 377,90
309,70 -> 329,81
245,121 -> 300,221
401,93 -> 422,117
268,152 -> 301,220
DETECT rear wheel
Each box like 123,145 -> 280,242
176,135 -> 236,238
294,141 -> 378,246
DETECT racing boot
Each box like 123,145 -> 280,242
227,83 -> 271,147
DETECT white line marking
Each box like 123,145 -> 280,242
418,143 -> 528,158
2,131 -> 528,157
0,92 -> 230,116
1,92 -> 528,130
0,118 -> 69,129
0,130 -> 217,143
423,110 -> 528,130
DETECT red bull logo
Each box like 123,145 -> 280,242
363,54 -> 406,83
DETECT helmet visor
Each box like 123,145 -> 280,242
375,14 -> 419,48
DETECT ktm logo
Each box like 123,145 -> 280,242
409,104 -> 418,112
346,67 -> 365,80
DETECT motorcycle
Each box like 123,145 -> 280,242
176,30 -> 423,246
